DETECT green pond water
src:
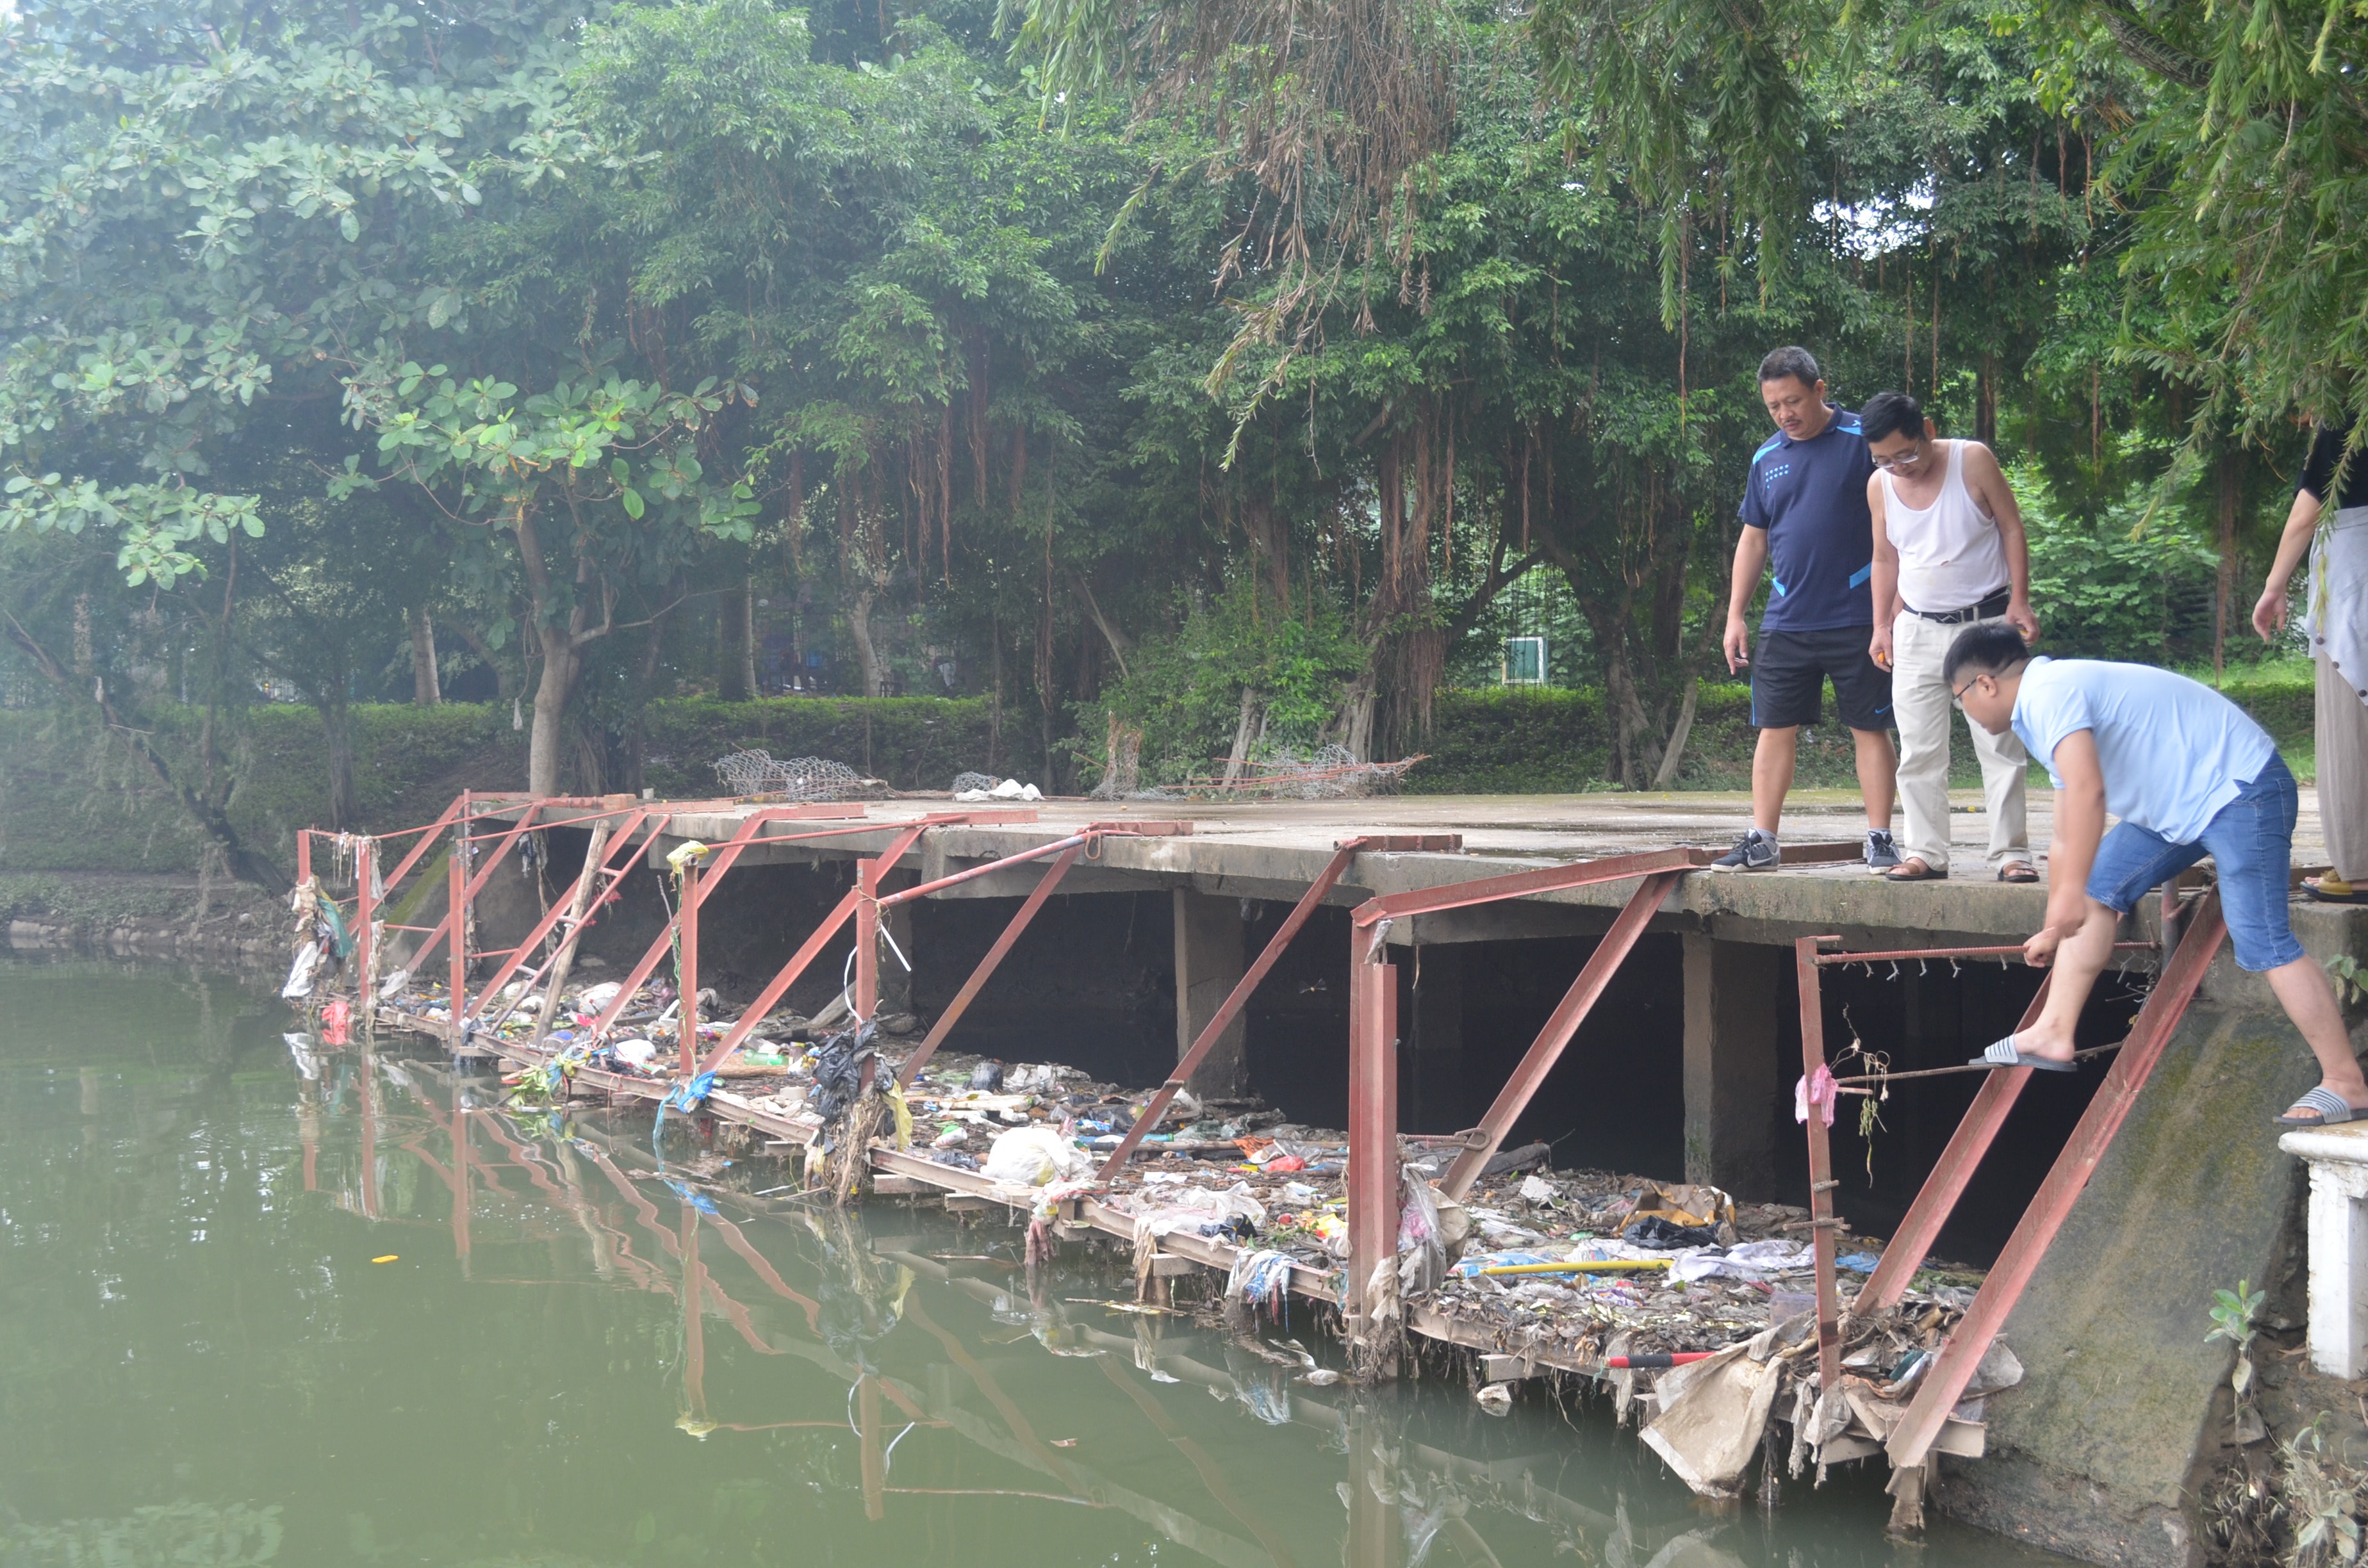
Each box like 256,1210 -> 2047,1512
0,955 -> 2068,1568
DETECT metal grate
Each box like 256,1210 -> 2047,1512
712,750 -> 869,802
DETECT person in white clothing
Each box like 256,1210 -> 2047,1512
2253,420 -> 2368,904
1861,392 -> 2040,882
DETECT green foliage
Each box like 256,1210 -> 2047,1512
2014,464 -> 2219,662
2207,1278 -> 2265,1352
1091,576 -> 1366,786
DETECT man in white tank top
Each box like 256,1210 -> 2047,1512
1861,391 -> 2039,882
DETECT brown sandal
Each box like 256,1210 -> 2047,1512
1885,858 -> 1946,882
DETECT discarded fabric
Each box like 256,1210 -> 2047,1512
1795,1064 -> 1838,1128
1624,1215 -> 1723,1250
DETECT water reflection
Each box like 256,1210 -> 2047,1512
0,956 -> 2051,1567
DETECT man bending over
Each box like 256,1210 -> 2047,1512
1945,622 -> 2365,1126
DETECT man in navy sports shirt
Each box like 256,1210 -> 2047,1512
1714,347 -> 1900,871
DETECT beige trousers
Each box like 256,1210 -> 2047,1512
2319,645 -> 2368,880
1891,608 -> 2031,874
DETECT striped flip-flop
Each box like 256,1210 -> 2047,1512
1967,1036 -> 2078,1073
2277,1086 -> 2365,1128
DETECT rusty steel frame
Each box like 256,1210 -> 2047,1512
584,813 -> 958,1044
1882,895 -> 2226,1471
1793,936 -> 1848,1401
1092,835 -> 1402,1180
894,844 -> 1085,1089
1437,870 -> 1686,1200
1339,842 -> 1848,1319
463,806 -> 665,1025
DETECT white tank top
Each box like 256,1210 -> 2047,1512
1880,440 -> 2010,614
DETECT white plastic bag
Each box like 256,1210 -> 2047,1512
982,1125 -> 1092,1186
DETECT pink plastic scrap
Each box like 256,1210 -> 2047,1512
1793,1064 -> 1838,1128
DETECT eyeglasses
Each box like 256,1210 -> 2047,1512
1951,675 -> 1984,701
1870,443 -> 1925,470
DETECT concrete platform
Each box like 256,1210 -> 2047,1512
576,785 -> 2323,950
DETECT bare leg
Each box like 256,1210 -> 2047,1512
1752,726 -> 1798,836
1852,726 -> 1897,830
2014,900 -> 2119,1063
2269,957 -> 2368,1113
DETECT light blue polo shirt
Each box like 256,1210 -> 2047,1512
2010,657 -> 2277,844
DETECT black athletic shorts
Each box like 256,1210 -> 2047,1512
1748,625 -> 1893,731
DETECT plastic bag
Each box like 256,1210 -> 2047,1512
1398,1167 -> 1447,1296
982,1125 -> 1093,1186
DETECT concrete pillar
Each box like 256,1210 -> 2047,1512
1404,945 -> 1464,1131
1172,888 -> 1247,1096
2281,1127 -> 2368,1379
1681,935 -> 1785,1197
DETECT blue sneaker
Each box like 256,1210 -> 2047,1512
1711,828 -> 1780,871
1865,829 -> 1903,873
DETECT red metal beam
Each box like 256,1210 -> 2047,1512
678,856 -> 702,1077
1348,838 -> 1864,926
874,832 -> 1092,908
1438,870 -> 1684,1198
1094,838 -> 1374,1179
1344,924 -> 1399,1362
1814,941 -> 2153,967
1852,972 -> 2055,1313
584,815 -> 961,1042
1795,936 -> 1846,1404
896,844 -> 1083,1089
447,840 -> 467,1049
463,807 -> 659,1024
1886,896 -> 2228,1471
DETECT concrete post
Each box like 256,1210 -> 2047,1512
1681,935 -> 1784,1198
2280,1125 -> 2368,1379
1172,888 -> 1247,1097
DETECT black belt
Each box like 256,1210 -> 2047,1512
1909,587 -> 2011,625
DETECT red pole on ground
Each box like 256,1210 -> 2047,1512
1795,936 -> 1845,1405
1438,870 -> 1685,1199
897,844 -> 1083,1090
1345,917 -> 1399,1372
1886,897 -> 2226,1471
1094,838 -> 1371,1179
447,837 -> 467,1050
678,856 -> 700,1078
1853,973 -> 2056,1313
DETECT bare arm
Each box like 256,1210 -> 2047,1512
1868,472 -> 1899,669
1962,442 -> 2038,642
1724,526 -> 1768,672
2025,728 -> 2104,966
2253,487 -> 2324,641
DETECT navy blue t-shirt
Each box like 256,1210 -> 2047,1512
1738,406 -> 1877,633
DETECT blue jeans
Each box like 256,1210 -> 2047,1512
2086,753 -> 2305,972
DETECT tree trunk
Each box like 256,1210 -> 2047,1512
848,585 -> 884,697
718,578 -> 756,700
317,693 -> 356,830
527,633 -> 578,797
1224,686 -> 1263,783
1649,675 -> 1700,789
407,605 -> 441,705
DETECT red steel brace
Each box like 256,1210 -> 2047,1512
1886,895 -> 2226,1471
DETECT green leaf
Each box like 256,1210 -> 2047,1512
339,211 -> 360,242
619,487 -> 645,519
